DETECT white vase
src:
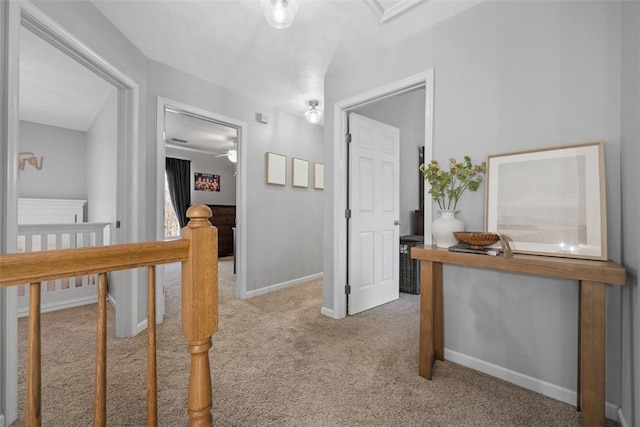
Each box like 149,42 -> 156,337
431,210 -> 465,248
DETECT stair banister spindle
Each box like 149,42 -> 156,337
27,282 -> 42,426
94,273 -> 108,426
147,266 -> 158,425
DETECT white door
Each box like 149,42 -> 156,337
348,113 -> 400,315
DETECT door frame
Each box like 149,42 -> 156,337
156,97 -> 248,304
1,2 -> 139,422
330,69 -> 434,319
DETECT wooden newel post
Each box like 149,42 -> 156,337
181,204 -> 218,426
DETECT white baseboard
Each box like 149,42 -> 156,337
617,406 -> 629,427
17,295 -> 98,318
444,349 -> 620,421
320,306 -> 335,318
136,318 -> 148,335
245,273 -> 323,299
0,413 -> 6,427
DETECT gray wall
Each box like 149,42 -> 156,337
166,146 -> 237,206
18,120 -> 87,199
86,90 -> 117,224
148,61 -> 324,293
620,1 -> 640,425
355,88 -> 426,236
324,0 -> 626,408
86,90 -> 119,300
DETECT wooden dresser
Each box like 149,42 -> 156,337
205,205 -> 236,257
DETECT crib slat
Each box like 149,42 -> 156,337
147,266 -> 158,425
27,282 -> 42,426
94,273 -> 108,427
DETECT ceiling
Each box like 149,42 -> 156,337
90,0 -> 482,118
164,109 -> 238,154
19,26 -> 115,131
18,0 -> 483,144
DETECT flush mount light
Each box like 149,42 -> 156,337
304,100 -> 322,124
261,0 -> 297,29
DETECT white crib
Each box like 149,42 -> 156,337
17,198 -> 111,316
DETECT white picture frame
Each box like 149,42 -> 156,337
485,141 -> 607,260
266,152 -> 286,186
313,162 -> 324,190
292,157 -> 309,188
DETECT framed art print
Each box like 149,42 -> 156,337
485,141 -> 606,260
292,157 -> 309,188
313,162 -> 324,190
266,152 -> 286,186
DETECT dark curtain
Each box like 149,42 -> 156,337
165,157 -> 191,228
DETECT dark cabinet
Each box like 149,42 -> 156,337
205,205 -> 236,257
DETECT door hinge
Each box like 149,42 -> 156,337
345,133 -> 352,144
345,209 -> 351,219
345,284 -> 351,295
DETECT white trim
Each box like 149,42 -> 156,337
245,273 -> 323,299
617,406 -> 629,427
1,0 -> 21,423
331,70 -> 435,319
18,295 -> 98,318
136,318 -> 148,336
156,97 -> 248,302
445,349 -> 620,421
320,306 -> 335,318
365,0 -> 424,23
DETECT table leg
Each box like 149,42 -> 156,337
434,262 -> 444,361
419,260 -> 443,379
579,280 -> 605,427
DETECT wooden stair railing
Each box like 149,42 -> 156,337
0,204 -> 218,426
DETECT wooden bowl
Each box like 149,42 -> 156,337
453,232 -> 500,248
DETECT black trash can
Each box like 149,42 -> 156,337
399,235 -> 424,294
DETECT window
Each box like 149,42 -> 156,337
164,173 -> 180,238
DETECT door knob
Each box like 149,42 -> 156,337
394,220 -> 401,226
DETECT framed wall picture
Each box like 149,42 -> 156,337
292,158 -> 309,188
313,162 -> 324,190
194,172 -> 220,192
266,152 -> 286,186
485,141 -> 606,260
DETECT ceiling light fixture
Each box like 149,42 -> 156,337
261,0 -> 297,29
304,100 -> 322,124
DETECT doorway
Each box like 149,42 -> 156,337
330,70 -> 435,319
156,97 -> 248,313
2,2 -> 140,422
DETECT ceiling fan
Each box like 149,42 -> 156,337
214,137 -> 238,163
214,148 -> 237,163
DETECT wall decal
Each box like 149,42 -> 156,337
18,152 -> 44,171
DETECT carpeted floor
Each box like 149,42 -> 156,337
14,257 -> 590,426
